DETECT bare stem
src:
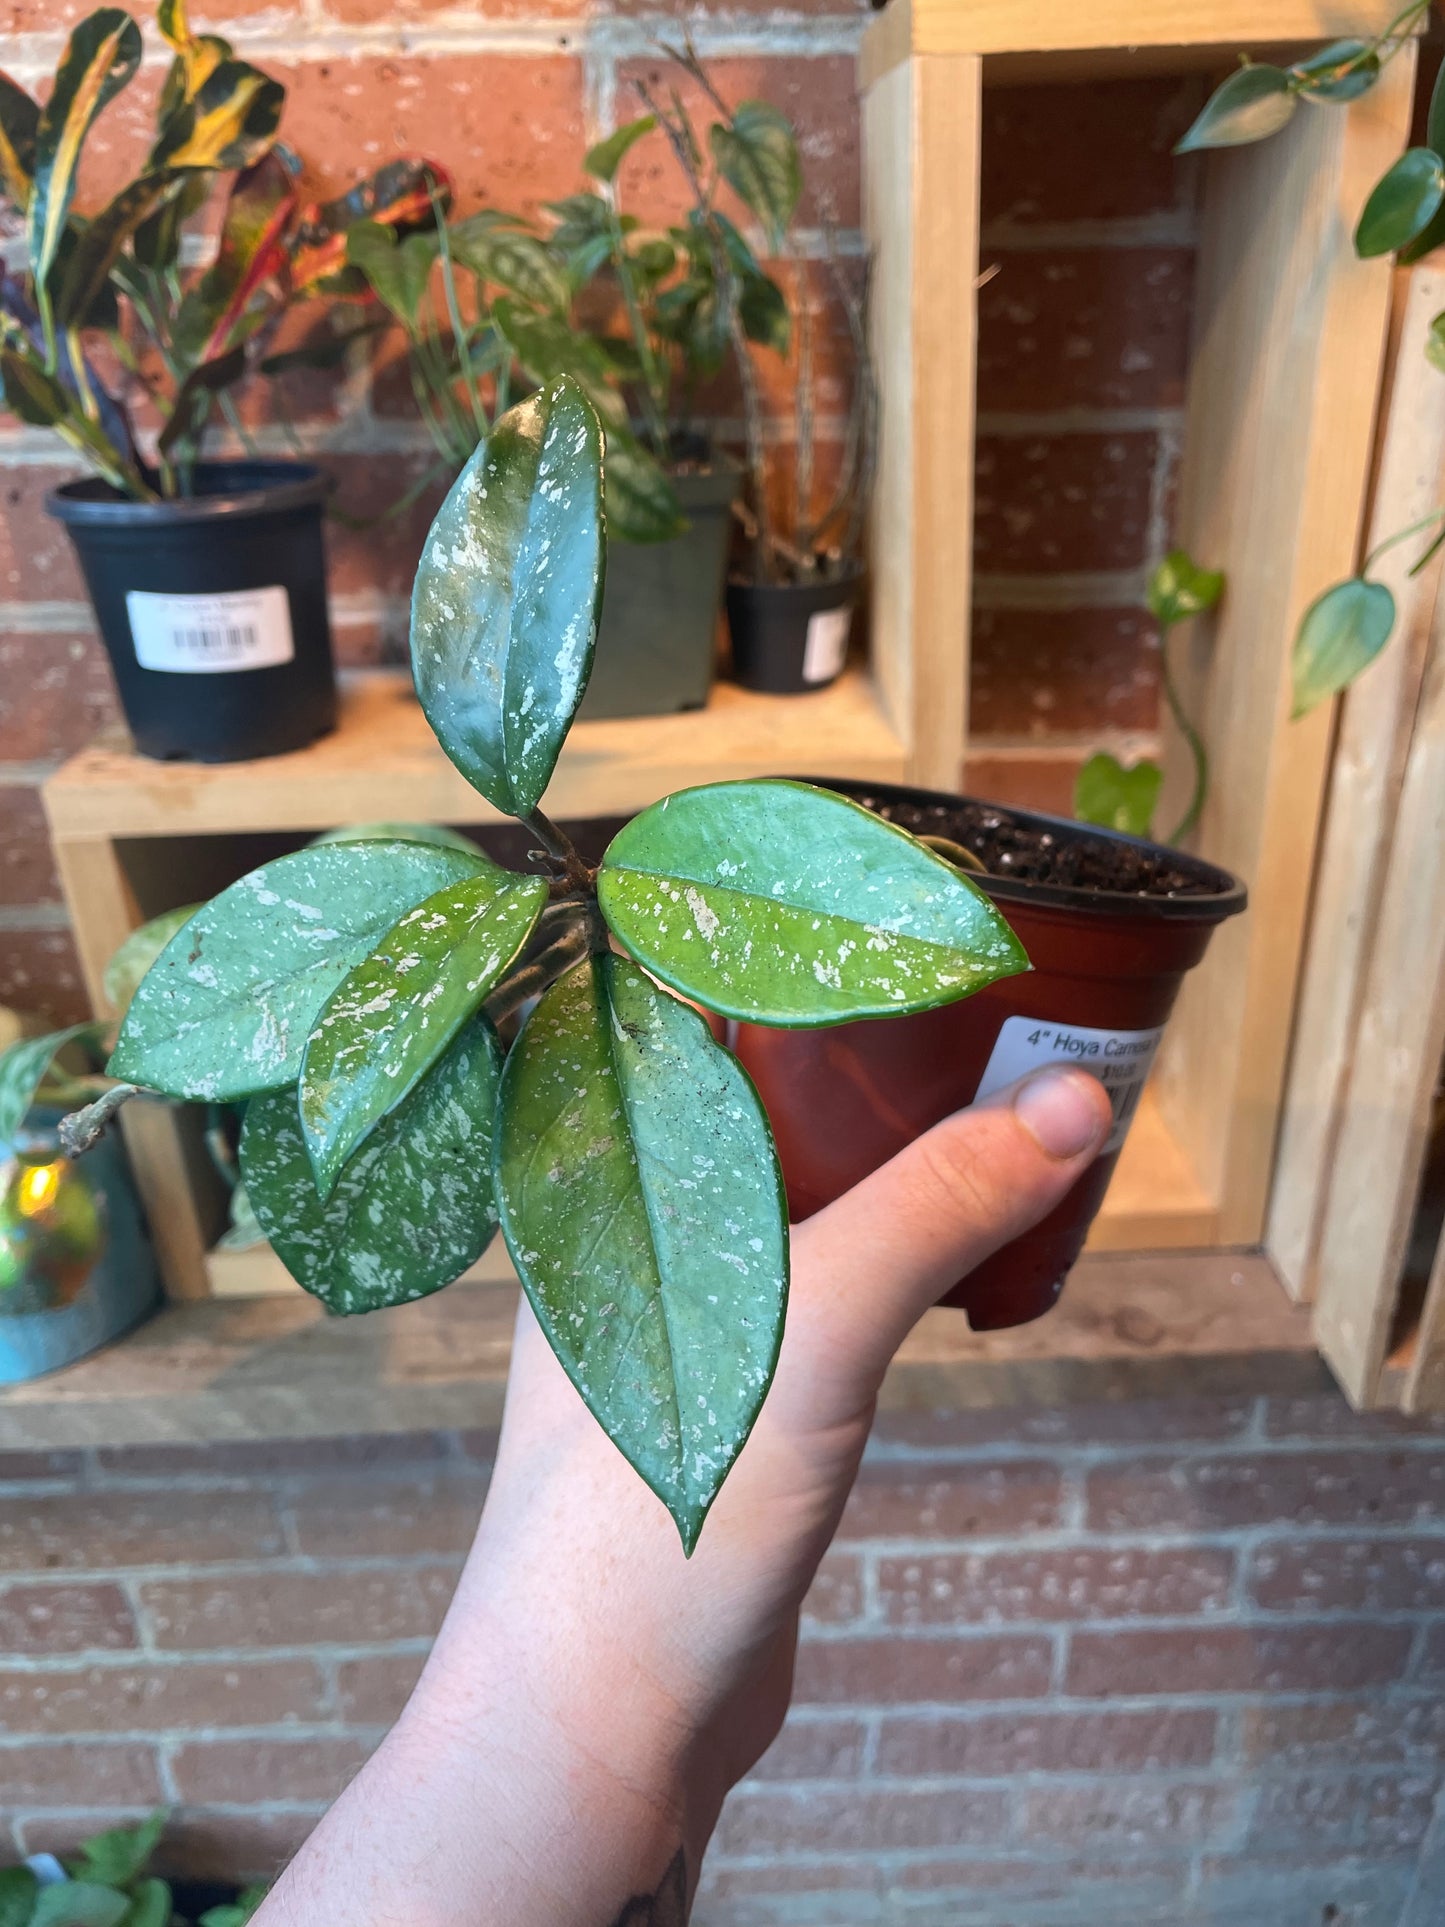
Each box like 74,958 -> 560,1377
58,1084 -> 140,1160
485,928 -> 594,1025
525,808 -> 591,886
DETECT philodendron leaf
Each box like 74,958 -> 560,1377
410,375 -> 606,817
584,114 -> 656,183
597,780 -> 1029,1026
30,1884 -> 130,1927
65,1808 -> 167,1888
299,865 -> 547,1195
110,841 -> 488,1102
710,101 -> 800,250
1355,149 -> 1445,258
1290,38 -> 1378,101
27,9 -> 143,292
1174,64 -> 1296,154
0,1866 -> 38,1927
1146,548 -> 1225,627
604,430 -> 687,544
241,1014 -> 503,1314
496,955 -> 787,1553
0,1023 -> 103,1144
1073,752 -> 1162,838
345,219 -> 438,327
1399,58 -> 1445,263
1291,576 -> 1396,717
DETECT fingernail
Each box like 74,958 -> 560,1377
1013,1067 -> 1109,1160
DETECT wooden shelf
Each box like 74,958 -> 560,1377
0,1251 -> 1321,1452
43,666 -> 908,841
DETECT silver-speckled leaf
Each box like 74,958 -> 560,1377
299,865 -> 547,1196
241,1015 -> 503,1315
597,780 -> 1029,1026
410,374 -> 605,818
109,842 -> 488,1102
495,955 -> 787,1553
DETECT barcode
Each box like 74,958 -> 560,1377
171,624 -> 259,655
1111,1075 -> 1146,1136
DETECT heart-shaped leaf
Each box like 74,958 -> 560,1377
65,1809 -> 167,1889
597,780 -> 1029,1026
496,955 -> 787,1552
27,9 -> 143,291
1291,576 -> 1396,717
1174,65 -> 1296,154
1073,752 -> 1162,837
1146,548 -> 1224,628
603,429 -> 687,544
410,375 -> 606,818
710,100 -> 800,249
448,223 -> 571,311
1290,39 -> 1379,101
0,1022 -> 103,1144
241,1014 -> 503,1314
1355,148 -> 1445,258
585,115 -> 656,184
345,219 -> 439,328
109,841 -> 488,1102
299,864 -> 546,1195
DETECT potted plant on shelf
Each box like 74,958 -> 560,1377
0,1809 -> 266,1925
0,3 -> 431,764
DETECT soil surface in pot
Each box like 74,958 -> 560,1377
849,790 -> 1217,899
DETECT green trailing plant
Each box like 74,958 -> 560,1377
1177,9 -> 1445,717
0,1810 -> 266,1925
76,374 -> 1028,1552
1074,549 -> 1223,842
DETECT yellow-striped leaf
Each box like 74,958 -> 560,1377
0,70 -> 39,212
149,58 -> 283,173
26,10 -> 143,292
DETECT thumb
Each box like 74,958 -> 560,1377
786,1066 -> 1113,1393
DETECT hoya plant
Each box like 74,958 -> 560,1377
88,374 -> 1027,1551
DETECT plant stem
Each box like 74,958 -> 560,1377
432,179 -> 490,447
485,928 -> 593,1025
1162,624 -> 1209,846
608,197 -> 670,454
794,261 -> 814,562
1363,501 -> 1445,574
525,808 -> 591,886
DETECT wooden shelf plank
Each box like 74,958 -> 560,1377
43,668 -> 908,841
0,1250 -> 1317,1451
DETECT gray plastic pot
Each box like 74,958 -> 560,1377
578,460 -> 742,720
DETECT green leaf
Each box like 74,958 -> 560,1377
584,115 -> 656,183
0,348 -> 72,427
345,220 -> 438,328
0,1865 -> 39,1927
308,821 -> 482,856
109,841 -> 489,1102
1355,148 -> 1445,258
299,865 -> 546,1195
604,430 -> 686,544
241,1014 -> 503,1314
710,100 -> 800,249
1400,62 -> 1445,264
173,150 -> 298,363
410,375 -> 606,818
1146,548 -> 1225,627
447,222 -> 570,311
148,57 -> 283,172
65,1801 -> 164,1885
496,955 -> 787,1552
290,158 -> 450,293
1427,310 -> 1445,375
0,70 -> 40,211
1073,752 -> 1163,838
132,167 -> 209,274
738,267 -> 790,354
52,172 -> 188,327
629,236 -> 675,283
1291,575 -> 1396,717
598,780 -> 1029,1026
30,1885 -> 130,1927
156,343 -> 248,460
103,906 -> 202,1017
489,299 -> 625,423
27,9 -> 143,292
1174,64 -> 1296,153
118,1881 -> 170,1927
0,1023 -> 101,1143
198,1888 -> 268,1927
1290,38 -> 1379,101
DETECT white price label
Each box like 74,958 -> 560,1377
125,586 -> 294,674
973,1015 -> 1165,1156
802,605 -> 852,683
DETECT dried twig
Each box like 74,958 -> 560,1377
58,1084 -> 140,1160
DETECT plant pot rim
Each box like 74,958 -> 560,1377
46,459 -> 329,528
796,773 -> 1248,923
728,559 -> 864,596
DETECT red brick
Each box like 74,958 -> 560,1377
981,76 -> 1201,226
748,1714 -> 868,1782
838,1457 -> 1062,1540
1021,1779 -> 1238,1849
1249,1536 -> 1445,1614
1240,1697 -> 1445,1767
96,1431 -> 452,1478
0,1740 -> 161,1806
0,466 -> 88,603
152,1809 -> 322,1883
1066,1623 -> 1414,1698
0,788 -> 61,908
962,749 -> 1083,817
0,1488 -> 282,1572
871,1398 -> 1255,1450
0,1658 -> 326,1734
0,927 -> 90,1026
793,1634 -> 1053,1705
170,1735 -> 375,1804
978,249 -> 1192,411
876,1545 -> 1235,1626
139,1564 -> 459,1651
1087,1448 -> 1445,1533
1416,1621 -> 1445,1680
0,633 -> 118,762
1264,1395 -> 1445,1440
319,452 -> 451,600
0,1582 -> 137,1657
617,55 -> 860,230
325,0 -> 586,19
5,0 -> 299,23
1192,1856 -> 1415,1926
875,1706 -> 1217,1778
335,1650 -> 427,1725
802,1552 -> 863,1626
971,605 -> 1159,735
699,1861 -> 879,1904
973,432 -> 1158,574
1246,1773 -> 1438,1853
715,1785 -> 1011,1857
889,1855 -> 1190,1903
286,1471 -> 484,1558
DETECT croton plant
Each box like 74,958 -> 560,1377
90,376 -> 1028,1549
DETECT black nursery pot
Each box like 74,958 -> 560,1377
48,462 -> 337,763
732,779 -> 1246,1332
726,563 -> 862,694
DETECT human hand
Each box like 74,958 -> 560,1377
257,1064 -> 1111,1927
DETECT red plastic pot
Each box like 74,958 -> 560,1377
732,778 -> 1246,1331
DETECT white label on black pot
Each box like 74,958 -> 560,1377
973,1016 -> 1165,1156
125,586 -> 294,674
802,605 -> 852,683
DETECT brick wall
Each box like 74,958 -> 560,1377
2,1391 -> 1444,1923
0,0 -> 1201,1021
